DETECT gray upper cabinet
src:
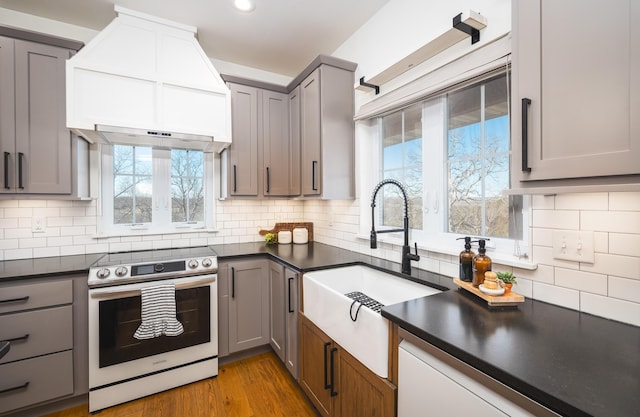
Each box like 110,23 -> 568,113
511,0 -> 640,188
262,89 -> 292,196
227,83 -> 259,196
224,81 -> 293,197
0,37 -> 73,194
299,65 -> 355,198
289,86 -> 301,196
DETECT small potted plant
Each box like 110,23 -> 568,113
264,233 -> 278,245
496,271 -> 517,294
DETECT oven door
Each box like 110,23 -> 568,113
88,274 -> 217,389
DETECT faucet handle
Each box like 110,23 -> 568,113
409,242 -> 420,261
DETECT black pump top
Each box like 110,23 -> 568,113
478,239 -> 487,254
457,236 -> 473,250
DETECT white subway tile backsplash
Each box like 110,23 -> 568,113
532,246 -> 579,270
5,248 -> 33,259
593,232 -> 609,253
554,267 -> 607,295
609,192 -> 640,211
580,253 -> 640,280
532,228 -> 553,247
609,233 -> 640,257
609,276 -> 640,304
555,193 -> 609,211
4,208 -> 33,218
531,195 -> 555,210
581,292 -> 640,327
532,209 -> 579,230
532,281 -> 580,310
581,211 -> 640,234
33,247 -> 61,258
19,237 -> 47,249
514,264 -> 555,284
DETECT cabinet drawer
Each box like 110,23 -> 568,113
0,350 -> 73,414
0,305 -> 72,364
0,280 -> 72,314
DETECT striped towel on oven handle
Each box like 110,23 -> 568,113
134,283 -> 184,340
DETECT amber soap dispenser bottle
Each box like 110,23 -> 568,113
472,239 -> 492,287
457,236 -> 475,282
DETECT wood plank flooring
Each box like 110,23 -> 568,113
44,352 -> 319,417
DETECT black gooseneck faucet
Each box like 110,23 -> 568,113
370,179 -> 420,275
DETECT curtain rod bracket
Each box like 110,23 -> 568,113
359,77 -> 380,95
453,13 -> 480,44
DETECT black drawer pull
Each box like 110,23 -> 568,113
330,347 -> 338,397
233,165 -> 237,193
266,167 -> 270,193
231,267 -> 235,299
311,160 -> 318,191
287,277 -> 294,313
0,381 -> 29,395
0,296 -> 29,304
18,152 -> 24,189
521,98 -> 532,173
6,334 -> 29,343
3,152 -> 9,189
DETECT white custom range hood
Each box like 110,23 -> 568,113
66,6 -> 231,152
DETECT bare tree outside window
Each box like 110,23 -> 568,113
171,150 -> 204,223
380,103 -> 423,229
446,74 -> 515,238
113,145 -> 152,224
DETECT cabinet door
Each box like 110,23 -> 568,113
299,313 -> 333,417
335,347 -> 396,417
269,261 -> 286,361
513,0 -> 640,182
288,86 -> 301,196
228,259 -> 269,353
262,90 -> 291,196
300,68 -> 322,195
0,37 -> 15,194
284,267 -> 299,380
14,40 -> 71,194
228,83 -> 259,196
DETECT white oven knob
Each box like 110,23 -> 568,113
188,259 -> 199,269
202,258 -> 213,268
96,268 -> 111,279
115,266 -> 128,277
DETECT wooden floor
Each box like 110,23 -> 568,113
44,352 -> 318,417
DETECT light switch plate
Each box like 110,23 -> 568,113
552,230 -> 595,263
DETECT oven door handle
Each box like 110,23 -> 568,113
89,275 -> 216,298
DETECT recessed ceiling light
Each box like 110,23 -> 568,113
234,0 -> 255,12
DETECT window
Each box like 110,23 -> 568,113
102,145 -> 212,234
374,71 -> 527,256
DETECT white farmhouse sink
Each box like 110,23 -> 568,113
303,265 -> 441,378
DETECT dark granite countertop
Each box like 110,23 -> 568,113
0,253 -> 104,281
382,289 -> 640,417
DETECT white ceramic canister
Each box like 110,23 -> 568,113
278,230 -> 292,244
292,227 -> 309,244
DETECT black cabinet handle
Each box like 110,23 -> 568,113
18,152 -> 24,189
6,334 -> 29,343
330,347 -> 338,397
0,381 -> 29,395
287,277 -> 294,313
311,160 -> 318,191
323,341 -> 331,389
266,167 -> 270,193
521,98 -> 532,173
3,152 -> 9,189
233,165 -> 237,192
0,296 -> 29,304
231,267 -> 235,299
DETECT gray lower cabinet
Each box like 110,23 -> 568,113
268,261 -> 300,380
299,65 -> 355,198
218,258 -> 270,355
511,0 -> 640,187
0,36 -> 74,195
224,81 -> 293,197
0,275 -> 88,415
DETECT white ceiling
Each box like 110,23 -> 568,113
0,0 -> 390,77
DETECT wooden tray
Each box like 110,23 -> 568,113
453,278 -> 525,307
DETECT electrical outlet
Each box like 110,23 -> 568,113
32,217 -> 45,233
552,230 -> 595,263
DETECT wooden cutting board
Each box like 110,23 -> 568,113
453,278 -> 525,307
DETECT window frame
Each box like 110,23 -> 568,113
364,68 -> 531,264
99,144 -> 214,236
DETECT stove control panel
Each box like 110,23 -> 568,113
88,256 -> 218,287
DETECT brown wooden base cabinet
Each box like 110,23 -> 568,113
299,313 -> 396,417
